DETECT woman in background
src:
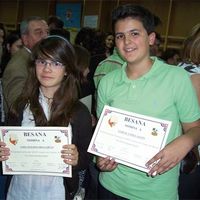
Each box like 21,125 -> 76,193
104,32 -> 114,57
178,23 -> 200,200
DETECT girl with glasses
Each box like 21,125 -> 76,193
0,35 -> 93,200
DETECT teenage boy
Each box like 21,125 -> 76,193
96,4 -> 200,200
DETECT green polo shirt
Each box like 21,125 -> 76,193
93,48 -> 124,89
97,57 -> 200,200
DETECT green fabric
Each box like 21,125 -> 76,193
93,48 -> 124,89
97,57 -> 200,200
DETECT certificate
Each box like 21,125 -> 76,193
87,105 -> 171,172
0,126 -> 72,177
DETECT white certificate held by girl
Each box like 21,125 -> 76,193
0,126 -> 72,177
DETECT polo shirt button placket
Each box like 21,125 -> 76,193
132,84 -> 136,89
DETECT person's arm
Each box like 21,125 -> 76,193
146,68 -> 200,176
146,120 -> 200,176
191,74 -> 200,105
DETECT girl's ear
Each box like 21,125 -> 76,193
149,32 -> 156,45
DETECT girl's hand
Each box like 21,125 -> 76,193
0,141 -> 10,161
61,144 -> 79,166
97,156 -> 118,172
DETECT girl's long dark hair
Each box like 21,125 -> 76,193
10,36 -> 80,126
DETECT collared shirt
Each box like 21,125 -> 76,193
93,48 -> 124,89
23,46 -> 32,54
7,90 -> 65,200
97,57 -> 200,200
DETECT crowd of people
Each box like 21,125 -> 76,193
0,4 -> 200,200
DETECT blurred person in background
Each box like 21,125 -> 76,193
48,15 -> 70,41
0,30 -> 22,77
47,15 -> 64,31
178,23 -> 200,200
161,48 -> 180,65
2,16 -> 49,115
0,23 -> 6,65
104,32 -> 114,57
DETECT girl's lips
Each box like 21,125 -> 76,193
41,76 -> 53,79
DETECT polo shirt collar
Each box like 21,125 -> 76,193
119,57 -> 162,83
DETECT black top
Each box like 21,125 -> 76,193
5,101 -> 93,199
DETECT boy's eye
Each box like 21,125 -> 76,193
115,31 -> 139,40
130,31 -> 139,36
115,34 -> 124,40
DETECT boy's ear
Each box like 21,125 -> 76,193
149,32 -> 156,45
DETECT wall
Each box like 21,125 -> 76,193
0,0 -> 20,31
0,0 -> 200,49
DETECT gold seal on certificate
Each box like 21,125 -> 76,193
0,126 -> 72,177
87,105 -> 172,173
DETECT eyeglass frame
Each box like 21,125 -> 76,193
35,58 -> 65,69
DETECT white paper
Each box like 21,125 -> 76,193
88,105 -> 171,172
1,126 -> 72,177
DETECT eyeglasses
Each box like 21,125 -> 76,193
35,58 -> 64,69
